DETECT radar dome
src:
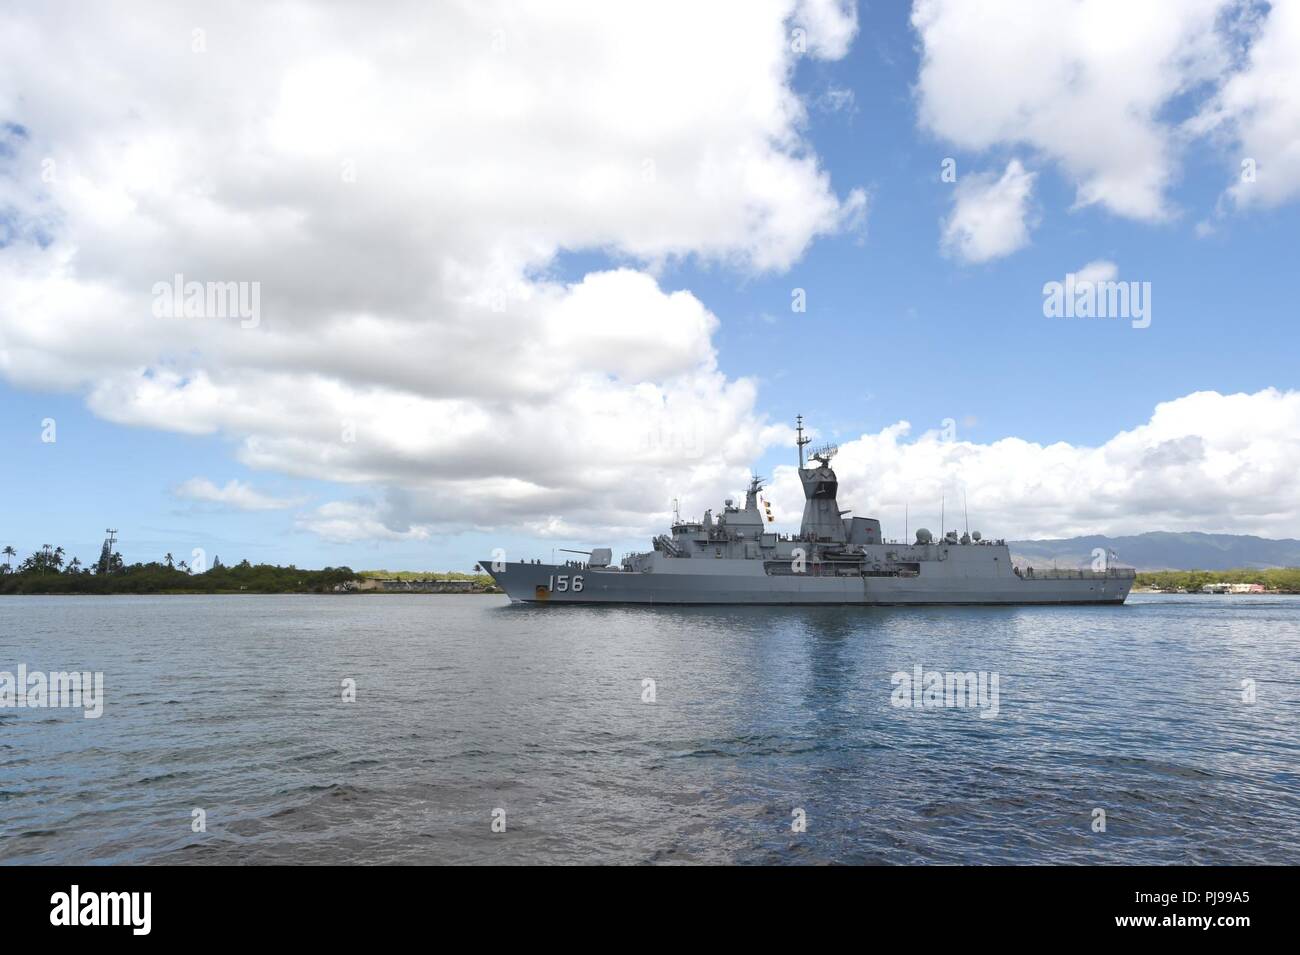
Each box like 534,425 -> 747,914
915,528 -> 933,544
972,531 -> 982,541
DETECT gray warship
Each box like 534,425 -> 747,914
481,417 -> 1135,605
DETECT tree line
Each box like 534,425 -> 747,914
0,545 -> 354,594
1134,567 -> 1300,593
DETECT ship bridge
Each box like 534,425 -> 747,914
795,419 -> 880,546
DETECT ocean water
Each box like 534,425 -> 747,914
1,593 -> 1297,865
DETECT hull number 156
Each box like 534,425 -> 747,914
547,574 -> 584,593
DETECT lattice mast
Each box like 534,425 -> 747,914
97,528 -> 118,575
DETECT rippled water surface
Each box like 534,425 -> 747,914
2,593 -> 1298,864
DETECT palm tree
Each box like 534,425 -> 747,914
67,557 -> 82,574
164,552 -> 175,569
2,546 -> 14,571
52,546 -> 65,571
178,560 -> 190,574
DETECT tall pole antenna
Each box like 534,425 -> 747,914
905,502 -> 909,544
941,494 -> 945,537
963,491 -> 969,536
795,414 -> 810,467
99,528 -> 118,576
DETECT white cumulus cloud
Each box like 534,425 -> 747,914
297,501 -> 432,544
941,159 -> 1037,263
1070,259 -> 1119,285
792,0 -> 859,58
913,0 -> 1236,221
174,478 -> 302,511
1192,0 -> 1300,209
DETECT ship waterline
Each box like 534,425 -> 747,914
483,416 -> 1135,606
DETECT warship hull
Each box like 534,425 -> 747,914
483,559 -> 1133,606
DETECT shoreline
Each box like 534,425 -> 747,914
0,589 -> 502,597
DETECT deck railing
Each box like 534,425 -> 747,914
1016,567 -> 1137,580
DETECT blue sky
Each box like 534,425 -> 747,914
2,0 -> 1298,571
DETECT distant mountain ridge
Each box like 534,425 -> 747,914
1007,532 -> 1300,571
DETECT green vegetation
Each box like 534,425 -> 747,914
359,569 -> 494,587
0,545 -> 354,594
1134,567 -> 1300,593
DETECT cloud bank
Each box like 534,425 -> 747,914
764,389 -> 1300,541
0,0 -> 860,541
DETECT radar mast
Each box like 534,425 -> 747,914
810,442 -> 838,466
